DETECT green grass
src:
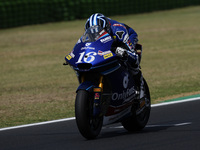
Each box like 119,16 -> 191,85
0,6 -> 200,128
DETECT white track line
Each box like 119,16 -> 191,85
0,117 -> 75,131
108,122 -> 192,129
151,97 -> 200,107
0,97 -> 199,132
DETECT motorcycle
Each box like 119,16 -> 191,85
64,25 -> 151,139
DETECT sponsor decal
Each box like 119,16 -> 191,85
126,39 -> 134,50
97,30 -> 109,40
99,30 -> 105,35
81,47 -> 95,50
95,93 -> 100,99
98,50 -> 112,56
93,88 -> 101,92
85,43 -> 91,46
112,85 -> 135,101
100,36 -> 112,43
123,33 -> 129,43
103,52 -> 113,59
66,55 -> 72,60
69,52 -> 75,58
123,73 -> 129,89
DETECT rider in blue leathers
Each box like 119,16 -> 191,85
85,13 -> 144,98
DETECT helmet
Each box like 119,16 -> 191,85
85,13 -> 110,32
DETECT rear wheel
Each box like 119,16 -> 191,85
75,90 -> 103,139
122,78 -> 151,132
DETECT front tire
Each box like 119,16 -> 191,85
75,90 -> 103,139
122,78 -> 151,132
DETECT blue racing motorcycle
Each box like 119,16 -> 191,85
64,26 -> 151,139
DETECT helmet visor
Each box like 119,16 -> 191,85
82,25 -> 105,43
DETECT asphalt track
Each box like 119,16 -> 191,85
0,98 -> 200,150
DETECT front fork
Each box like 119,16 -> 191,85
81,75 -> 104,117
93,76 -> 103,116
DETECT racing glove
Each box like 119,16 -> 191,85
115,47 -> 128,58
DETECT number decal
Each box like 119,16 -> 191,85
76,52 -> 97,64
76,52 -> 85,64
84,52 -> 97,63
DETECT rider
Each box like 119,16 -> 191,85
85,13 -> 144,98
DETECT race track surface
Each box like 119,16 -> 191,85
0,99 -> 200,150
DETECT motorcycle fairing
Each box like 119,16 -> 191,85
65,25 -> 138,125
102,65 -> 137,124
65,39 -> 117,72
76,81 -> 94,93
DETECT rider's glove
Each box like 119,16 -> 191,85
115,47 -> 128,58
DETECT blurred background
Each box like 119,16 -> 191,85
0,0 -> 200,127
0,0 -> 200,29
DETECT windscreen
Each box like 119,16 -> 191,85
82,25 -> 106,43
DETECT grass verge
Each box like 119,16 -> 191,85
0,6 -> 200,127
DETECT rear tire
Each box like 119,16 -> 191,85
75,90 -> 103,139
122,78 -> 151,132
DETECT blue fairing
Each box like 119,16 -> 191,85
65,26 -> 119,74
76,81 -> 94,93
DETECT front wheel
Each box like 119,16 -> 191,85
75,90 -> 103,139
121,78 -> 151,132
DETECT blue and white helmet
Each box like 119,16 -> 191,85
85,13 -> 110,32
